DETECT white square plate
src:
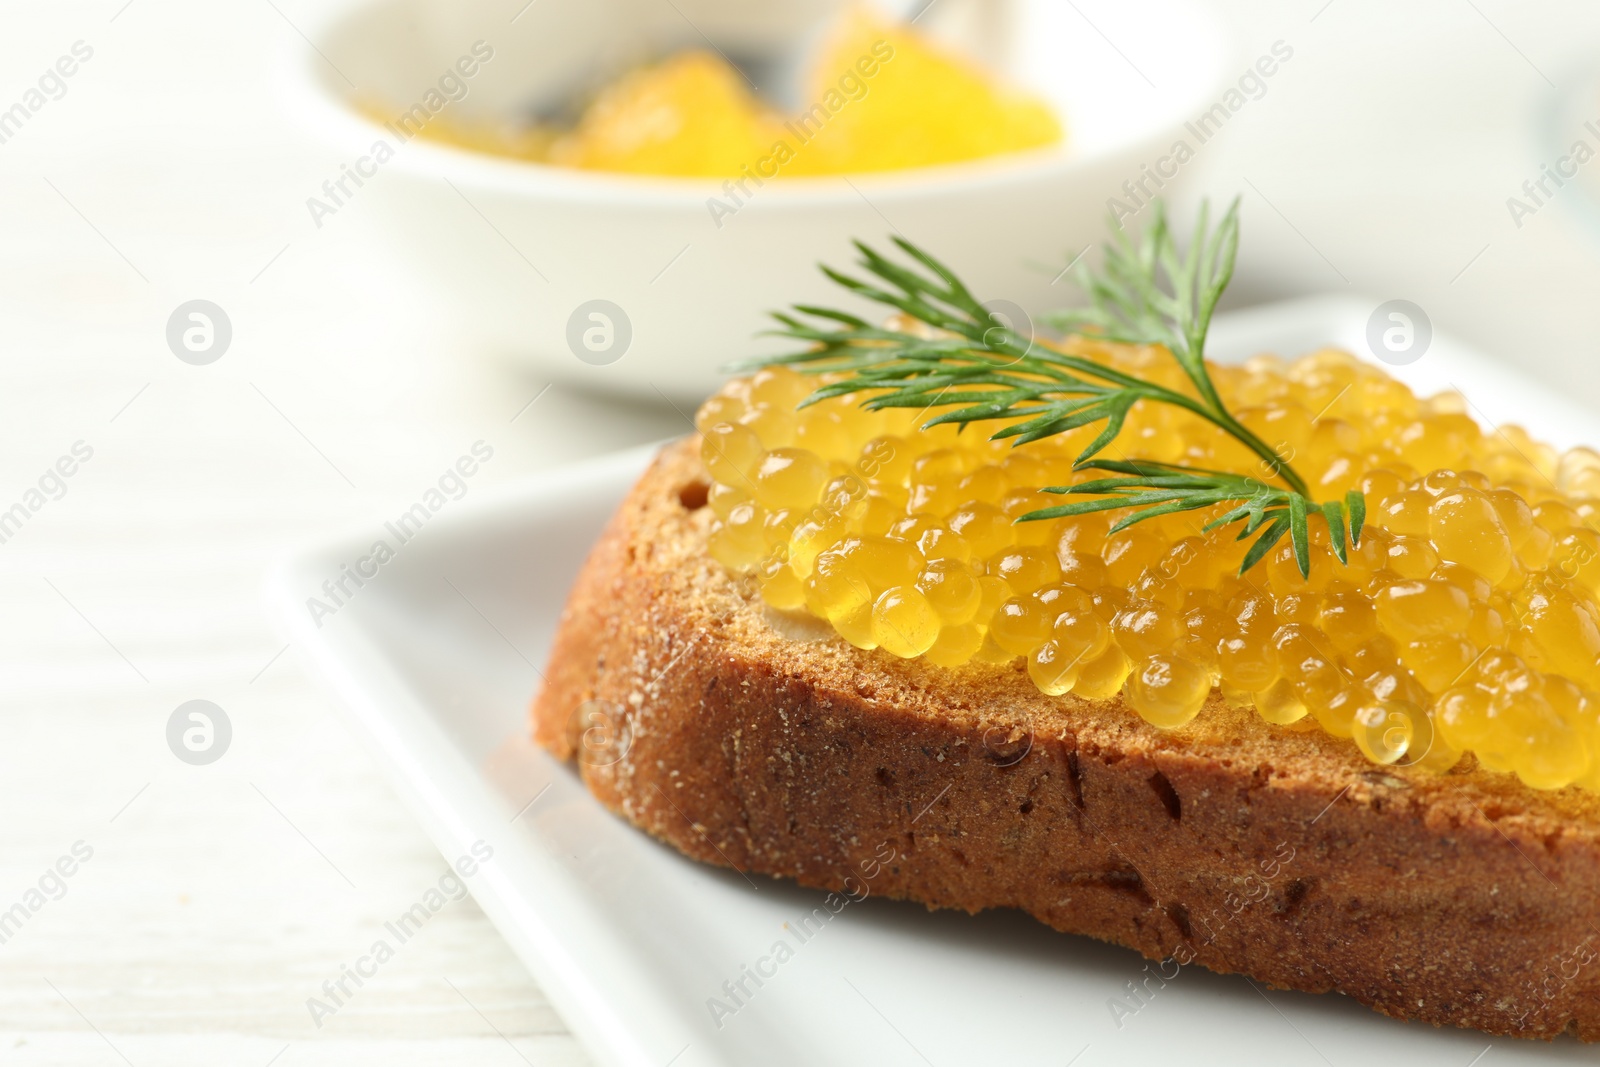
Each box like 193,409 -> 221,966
268,297 -> 1596,1066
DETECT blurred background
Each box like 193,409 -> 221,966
6,0 -> 1600,1061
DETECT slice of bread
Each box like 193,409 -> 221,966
532,437 -> 1600,1041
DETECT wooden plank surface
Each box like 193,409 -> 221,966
0,8 -> 686,1061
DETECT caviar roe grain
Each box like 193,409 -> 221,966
698,347 -> 1600,792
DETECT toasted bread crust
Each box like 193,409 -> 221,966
532,438 -> 1600,1041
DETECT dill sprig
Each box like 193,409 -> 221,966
1035,458 -> 1365,578
750,198 -> 1364,578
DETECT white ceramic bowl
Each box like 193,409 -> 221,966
284,0 -> 1233,401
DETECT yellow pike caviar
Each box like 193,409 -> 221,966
697,345 -> 1600,793
405,12 -> 1061,178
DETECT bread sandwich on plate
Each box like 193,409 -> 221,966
533,202 -> 1600,1041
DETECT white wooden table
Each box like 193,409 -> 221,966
0,6 -> 678,1063
7,0 -> 1600,1063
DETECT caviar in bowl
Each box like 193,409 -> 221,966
282,0 -> 1231,400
